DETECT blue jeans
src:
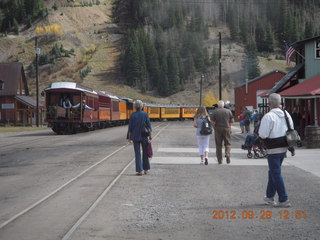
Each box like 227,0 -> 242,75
266,153 -> 288,202
133,139 -> 150,172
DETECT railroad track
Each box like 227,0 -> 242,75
0,122 -> 168,239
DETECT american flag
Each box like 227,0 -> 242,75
285,44 -> 295,66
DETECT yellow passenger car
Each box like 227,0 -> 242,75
181,105 -> 198,119
161,105 -> 180,120
144,103 -> 161,120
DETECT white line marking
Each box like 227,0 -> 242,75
157,147 -> 246,153
151,157 -> 281,166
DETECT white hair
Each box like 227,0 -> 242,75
134,100 -> 144,111
217,100 -> 225,108
269,93 -> 281,108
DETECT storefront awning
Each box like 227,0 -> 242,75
269,62 -> 304,94
279,73 -> 320,99
15,96 -> 44,108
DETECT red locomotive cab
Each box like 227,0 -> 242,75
44,82 -> 99,134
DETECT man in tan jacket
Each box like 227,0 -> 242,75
210,100 -> 234,164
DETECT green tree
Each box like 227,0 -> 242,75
12,18 -> 19,34
184,51 -> 196,80
211,48 -> 219,68
255,21 -> 267,52
245,38 -> 261,80
124,38 -> 141,86
239,19 -> 249,44
304,21 -> 314,39
265,24 -> 275,52
167,51 -> 180,94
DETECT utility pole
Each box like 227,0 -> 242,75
219,32 -> 222,100
35,37 -> 40,127
200,74 -> 204,106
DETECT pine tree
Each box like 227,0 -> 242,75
255,21 -> 267,52
245,38 -> 261,80
167,51 -> 180,94
124,38 -> 141,86
158,69 -> 169,97
12,18 -> 19,34
265,24 -> 275,52
239,19 -> 249,44
211,48 -> 219,68
304,21 -> 314,39
184,52 -> 196,80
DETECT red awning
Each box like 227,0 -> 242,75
279,74 -> 320,97
258,90 -> 270,97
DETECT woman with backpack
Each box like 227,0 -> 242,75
193,106 -> 212,165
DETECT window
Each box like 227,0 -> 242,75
0,80 -> 4,90
315,39 -> 320,59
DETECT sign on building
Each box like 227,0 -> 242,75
1,103 -> 15,109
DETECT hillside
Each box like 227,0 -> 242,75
0,0 -> 290,105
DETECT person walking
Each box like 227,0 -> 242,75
242,107 -> 251,133
193,106 -> 212,165
258,93 -> 293,208
128,100 -> 152,176
238,112 -> 244,133
210,100 -> 234,164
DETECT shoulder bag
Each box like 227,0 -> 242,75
283,110 -> 301,147
141,114 -> 151,137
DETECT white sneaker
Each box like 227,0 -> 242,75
200,160 -> 204,165
263,196 -> 275,205
274,200 -> 291,208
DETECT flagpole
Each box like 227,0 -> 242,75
294,50 -> 305,59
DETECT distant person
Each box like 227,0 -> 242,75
238,112 -> 244,133
72,99 -> 95,110
210,100 -> 234,164
242,107 -> 251,133
258,93 -> 293,208
127,100 -> 152,176
60,95 -> 72,109
290,106 -> 302,135
252,110 -> 260,130
193,106 -> 212,165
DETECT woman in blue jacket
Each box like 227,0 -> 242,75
128,100 -> 152,176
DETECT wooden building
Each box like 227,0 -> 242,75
0,62 -> 44,126
234,70 -> 286,118
262,36 -> 320,147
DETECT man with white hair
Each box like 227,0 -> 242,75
210,100 -> 234,164
259,93 -> 293,208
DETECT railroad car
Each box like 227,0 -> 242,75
181,105 -> 198,119
143,103 -> 161,121
44,81 -> 200,134
160,105 -> 181,120
121,97 -> 134,123
45,82 -> 99,134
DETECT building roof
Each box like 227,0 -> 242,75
279,73 -> 320,98
0,62 -> 28,96
291,35 -> 320,48
269,62 -> 304,94
235,70 -> 286,88
45,82 -> 97,95
15,95 -> 44,108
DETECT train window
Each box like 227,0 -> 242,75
316,39 -> 320,59
112,101 -> 119,111
0,80 -> 4,90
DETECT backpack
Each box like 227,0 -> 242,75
200,116 -> 213,135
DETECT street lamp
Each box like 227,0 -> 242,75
35,37 -> 40,127
200,74 -> 204,106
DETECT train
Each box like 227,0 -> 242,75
44,82 -> 198,134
